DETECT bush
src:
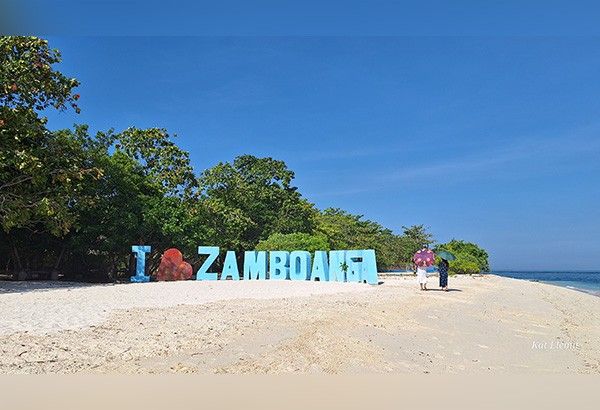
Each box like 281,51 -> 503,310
437,240 -> 489,272
256,232 -> 330,253
449,254 -> 481,275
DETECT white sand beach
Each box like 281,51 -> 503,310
1,275 -> 598,374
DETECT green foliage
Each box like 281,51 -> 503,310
100,127 -> 198,198
0,36 -> 85,235
256,232 -> 330,253
0,113 -> 95,236
436,240 -> 490,274
447,254 -> 481,275
397,225 -> 435,264
0,37 -> 80,112
64,127 -> 208,273
199,155 -> 317,250
315,208 -> 405,270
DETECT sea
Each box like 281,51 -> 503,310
493,271 -> 600,297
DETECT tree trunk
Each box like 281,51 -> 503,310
11,244 -> 26,280
51,246 -> 66,280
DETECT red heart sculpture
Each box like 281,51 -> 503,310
155,248 -> 193,281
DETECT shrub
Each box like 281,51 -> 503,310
255,232 -> 330,253
436,240 -> 489,272
449,254 -> 481,275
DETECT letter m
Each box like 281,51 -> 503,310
243,251 -> 267,280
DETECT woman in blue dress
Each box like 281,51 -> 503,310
439,259 -> 449,291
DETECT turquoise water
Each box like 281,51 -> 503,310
493,271 -> 600,296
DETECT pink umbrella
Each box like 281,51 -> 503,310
413,248 -> 436,267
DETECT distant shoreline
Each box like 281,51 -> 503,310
527,280 -> 600,297
492,271 -> 600,297
381,270 -> 600,297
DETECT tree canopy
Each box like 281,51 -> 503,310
256,233 -> 330,254
435,240 -> 490,275
0,37 -> 92,237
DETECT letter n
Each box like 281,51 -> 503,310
329,250 -> 346,282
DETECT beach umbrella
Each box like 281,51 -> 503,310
413,248 -> 436,267
436,250 -> 456,261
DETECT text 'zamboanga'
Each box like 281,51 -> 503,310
130,246 -> 378,285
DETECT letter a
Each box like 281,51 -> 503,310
220,251 -> 240,280
310,251 -> 329,281
360,249 -> 378,285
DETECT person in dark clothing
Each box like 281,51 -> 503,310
439,259 -> 449,291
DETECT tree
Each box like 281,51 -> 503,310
1,37 -> 80,112
99,127 -> 198,198
447,254 -> 481,275
396,225 -> 435,264
0,37 -> 90,236
435,239 -> 490,274
256,232 -> 330,253
199,155 -> 317,250
402,224 -> 434,246
64,127 -> 209,278
315,208 -> 404,270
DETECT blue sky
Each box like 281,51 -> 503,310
42,37 -> 600,271
13,1 -> 600,36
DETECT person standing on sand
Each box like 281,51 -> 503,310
439,258 -> 449,291
416,264 -> 428,291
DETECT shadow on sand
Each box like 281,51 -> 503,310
0,281 -> 118,295
424,288 -> 462,292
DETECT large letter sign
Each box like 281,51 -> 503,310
360,249 -> 378,285
243,251 -> 267,280
155,248 -> 193,281
130,245 -> 151,283
269,251 -> 290,280
197,246 -> 219,281
289,251 -> 311,280
220,250 -> 240,280
310,251 -> 329,281
328,250 -> 346,282
345,250 -> 363,282
132,245 -> 379,285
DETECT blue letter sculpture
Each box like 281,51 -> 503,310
289,251 -> 311,280
243,251 -> 267,280
328,250 -> 346,282
360,249 -> 378,285
220,250 -> 240,280
197,246 -> 219,281
345,250 -> 363,282
130,245 -> 151,283
310,250 -> 329,281
269,251 -> 290,280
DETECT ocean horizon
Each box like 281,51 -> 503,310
492,270 -> 600,296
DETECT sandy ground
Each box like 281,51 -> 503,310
0,275 -> 598,374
